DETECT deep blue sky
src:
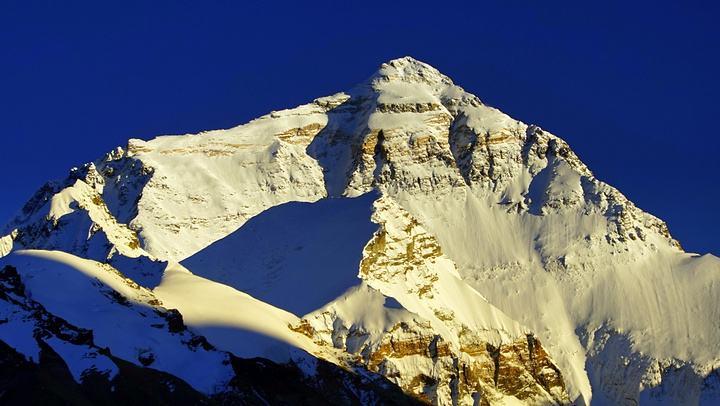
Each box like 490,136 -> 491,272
1,1 -> 718,254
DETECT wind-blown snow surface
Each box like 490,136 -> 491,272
2,56 -> 719,405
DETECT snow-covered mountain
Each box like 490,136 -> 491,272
1,57 -> 718,405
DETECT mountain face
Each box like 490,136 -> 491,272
1,56 -> 718,405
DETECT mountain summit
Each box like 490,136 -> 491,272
1,57 -> 718,405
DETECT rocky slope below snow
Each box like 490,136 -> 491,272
2,57 -> 719,405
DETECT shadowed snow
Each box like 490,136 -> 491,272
182,192 -> 378,316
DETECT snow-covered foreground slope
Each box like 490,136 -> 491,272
0,250 -> 420,404
2,56 -> 719,405
0,249 -> 233,393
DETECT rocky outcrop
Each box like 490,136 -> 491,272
0,232 -> 14,258
3,162 -> 147,262
296,196 -> 569,405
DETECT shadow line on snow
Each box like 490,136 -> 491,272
181,191 -> 379,316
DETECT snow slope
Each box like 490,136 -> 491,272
0,250 -> 419,404
180,190 -> 566,404
154,261 -> 323,361
181,191 -> 378,315
0,250 -> 235,394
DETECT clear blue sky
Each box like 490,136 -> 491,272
1,1 -> 718,254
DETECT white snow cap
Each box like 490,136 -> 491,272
373,56 -> 454,85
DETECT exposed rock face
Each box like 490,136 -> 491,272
3,160 -> 147,263
0,232 -> 14,258
1,56 -> 719,405
296,197 -> 569,405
